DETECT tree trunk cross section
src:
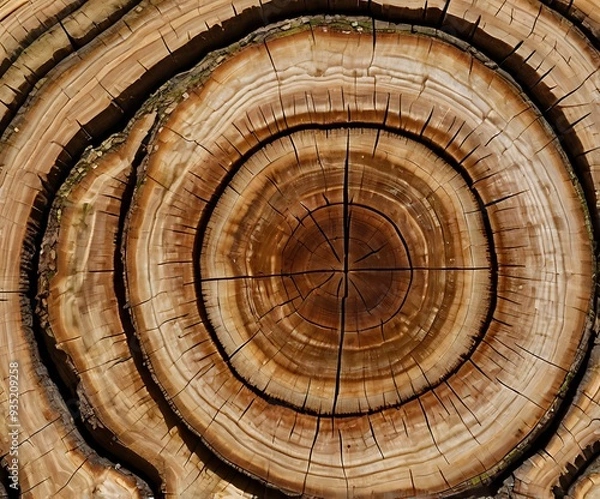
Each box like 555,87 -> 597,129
0,2 -> 596,498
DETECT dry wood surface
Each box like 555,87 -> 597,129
0,0 -> 598,498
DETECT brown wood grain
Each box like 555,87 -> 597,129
0,1 -> 597,498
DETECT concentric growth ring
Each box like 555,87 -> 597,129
201,128 -> 491,415
123,26 -> 593,497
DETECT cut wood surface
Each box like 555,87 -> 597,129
124,27 -> 593,497
199,128 -> 490,415
566,455 -> 600,499
0,1 -> 597,498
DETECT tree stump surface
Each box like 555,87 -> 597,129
0,1 -> 598,498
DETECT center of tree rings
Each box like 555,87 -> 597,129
282,203 -> 411,332
201,128 -> 492,415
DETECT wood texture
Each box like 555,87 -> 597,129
566,454 -> 600,499
0,1 -> 597,498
